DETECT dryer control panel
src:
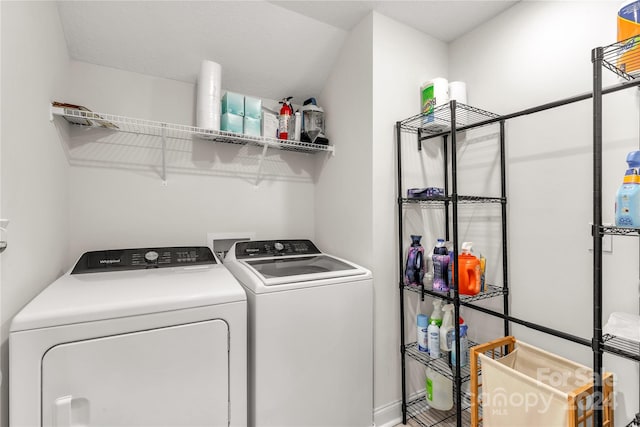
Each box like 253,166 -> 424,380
235,239 -> 321,259
71,246 -> 216,274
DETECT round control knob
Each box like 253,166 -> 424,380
144,250 -> 159,263
274,242 -> 284,251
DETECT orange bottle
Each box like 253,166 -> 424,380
618,1 -> 640,74
451,242 -> 482,296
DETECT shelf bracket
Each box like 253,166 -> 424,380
254,142 -> 270,187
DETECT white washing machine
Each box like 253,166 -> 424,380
224,239 -> 373,427
10,246 -> 247,427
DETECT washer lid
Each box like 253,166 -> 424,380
225,240 -> 370,289
244,254 -> 362,285
11,258 -> 246,332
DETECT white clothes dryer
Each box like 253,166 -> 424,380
224,239 -> 373,427
10,246 -> 247,427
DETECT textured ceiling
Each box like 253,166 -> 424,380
56,1 -> 517,103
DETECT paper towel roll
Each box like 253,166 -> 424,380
432,77 -> 449,107
197,60 -> 222,130
449,81 -> 467,105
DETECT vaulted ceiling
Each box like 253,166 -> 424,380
56,1 -> 517,102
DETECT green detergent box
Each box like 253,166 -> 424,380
221,92 -> 244,116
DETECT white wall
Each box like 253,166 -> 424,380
316,13 -> 374,267
63,61 -> 318,266
0,2 -> 70,426
450,1 -> 639,424
3,3 -> 638,427
370,12 -> 449,425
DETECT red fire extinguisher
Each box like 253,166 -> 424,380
278,96 -> 293,140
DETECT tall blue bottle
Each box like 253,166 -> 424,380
616,151 -> 640,227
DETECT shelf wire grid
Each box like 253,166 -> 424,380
402,196 -> 505,206
404,341 -> 479,382
602,36 -> 640,80
405,283 -> 506,304
51,106 -> 334,154
406,392 -> 472,427
600,225 -> 640,236
399,103 -> 500,134
602,334 -> 640,361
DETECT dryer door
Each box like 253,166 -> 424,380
42,320 -> 229,427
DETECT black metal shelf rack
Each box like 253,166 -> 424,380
396,39 -> 640,426
396,101 -> 510,427
593,36 -> 640,427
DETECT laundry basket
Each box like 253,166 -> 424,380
470,336 -> 614,427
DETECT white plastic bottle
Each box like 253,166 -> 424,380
451,324 -> 469,367
426,367 -> 453,411
417,314 -> 429,352
427,320 -> 440,358
430,300 -> 443,327
440,304 -> 455,352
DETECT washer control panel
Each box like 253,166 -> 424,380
71,246 -> 216,274
235,239 -> 321,259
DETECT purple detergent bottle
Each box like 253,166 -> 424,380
432,239 -> 450,292
404,235 -> 425,286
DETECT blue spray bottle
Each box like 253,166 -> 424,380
616,151 -> 640,227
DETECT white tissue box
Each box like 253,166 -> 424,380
261,108 -> 278,139
244,116 -> 261,137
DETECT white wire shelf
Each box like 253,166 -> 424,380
50,105 -> 335,155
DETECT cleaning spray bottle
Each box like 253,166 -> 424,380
427,319 -> 440,358
451,323 -> 469,368
616,150 -> 640,227
439,304 -> 455,353
404,235 -> 425,286
432,239 -> 450,292
430,300 -> 443,327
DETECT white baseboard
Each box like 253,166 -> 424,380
373,399 -> 402,427
374,389 -> 429,427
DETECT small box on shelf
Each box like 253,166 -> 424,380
244,96 -> 262,120
262,108 -> 278,139
221,113 -> 243,134
221,92 -> 245,116
243,116 -> 261,137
